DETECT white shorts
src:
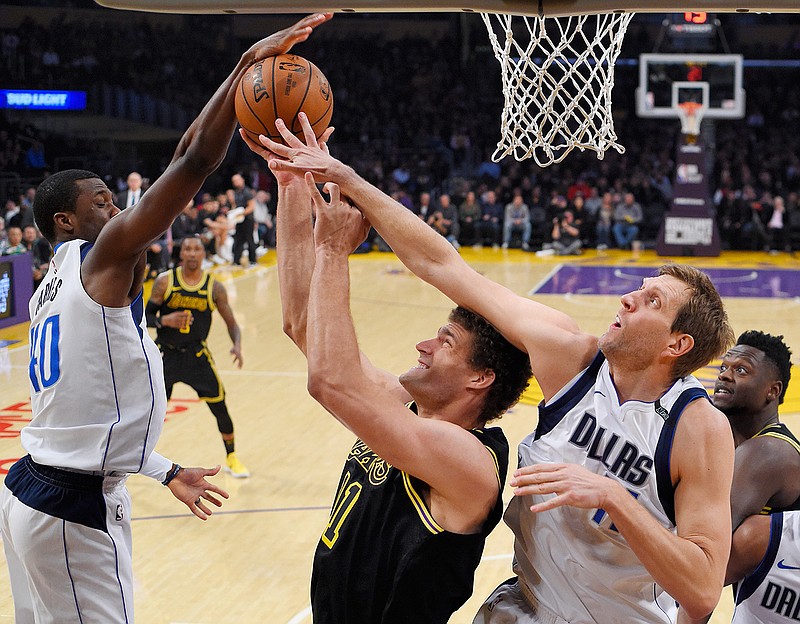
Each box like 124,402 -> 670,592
473,577 -> 570,624
0,456 -> 133,624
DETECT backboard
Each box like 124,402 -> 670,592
636,53 -> 745,119
93,0 -> 800,15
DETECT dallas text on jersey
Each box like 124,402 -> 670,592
568,412 -> 654,487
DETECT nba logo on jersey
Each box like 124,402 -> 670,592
116,504 -> 124,522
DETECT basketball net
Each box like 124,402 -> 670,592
481,12 -> 634,167
677,101 -> 705,137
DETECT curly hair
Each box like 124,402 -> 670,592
736,330 -> 793,404
33,169 -> 101,244
448,306 -> 532,424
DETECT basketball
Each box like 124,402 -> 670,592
235,53 -> 333,145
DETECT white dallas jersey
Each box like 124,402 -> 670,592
506,352 -> 708,623
22,240 -> 168,474
733,512 -> 800,623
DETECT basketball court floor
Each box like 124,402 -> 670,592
1,246 -> 799,623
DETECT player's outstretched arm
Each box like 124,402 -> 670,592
84,13 -> 332,307
262,118 -> 597,399
213,280 -> 243,368
245,122 -> 410,399
166,465 -> 230,521
242,120 -> 330,355
304,175 -> 498,533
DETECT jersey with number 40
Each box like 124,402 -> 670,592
23,239 -> 167,473
505,351 -> 708,623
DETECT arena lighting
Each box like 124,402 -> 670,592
0,90 -> 87,111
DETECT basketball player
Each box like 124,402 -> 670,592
146,236 -> 250,478
261,124 -> 531,623
726,511 -> 800,623
679,330 -> 799,623
256,115 -> 736,623
713,331 -> 799,528
0,14 -> 331,624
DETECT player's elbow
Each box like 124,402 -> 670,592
678,586 -> 723,620
307,370 -> 343,408
282,318 -> 300,342
180,134 -> 227,176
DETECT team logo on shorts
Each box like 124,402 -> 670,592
116,504 -> 124,521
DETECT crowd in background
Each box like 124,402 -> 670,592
2,4 -> 800,272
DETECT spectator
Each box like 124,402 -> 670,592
502,193 -> 531,250
24,140 -> 47,175
229,172 -> 257,267
428,193 -> 460,249
459,191 -> 481,247
21,224 -> 51,287
612,192 -> 643,250
595,192 -> 615,251
740,186 -> 769,251
414,191 -> 433,221
767,195 -> 787,253
2,199 -> 19,226
550,210 -> 583,256
253,189 -> 275,250
0,225 -> 25,256
119,171 -> 144,210
202,198 -> 232,264
477,189 -> 503,249
170,201 -> 201,264
570,194 -> 593,248
583,186 -> 603,218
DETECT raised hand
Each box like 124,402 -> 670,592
243,13 -> 333,66
306,174 -> 371,255
239,114 -> 334,186
253,114 -> 349,182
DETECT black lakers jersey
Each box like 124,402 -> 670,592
754,422 -> 800,514
156,268 -> 216,348
310,426 -> 508,624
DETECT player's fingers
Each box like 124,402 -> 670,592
319,126 -> 334,148
304,172 -> 325,205
205,494 -> 225,508
204,481 -> 230,499
259,133 -> 292,156
274,118 -> 305,148
202,465 -> 221,477
529,493 -> 570,514
323,182 -> 340,204
514,463 -> 562,479
297,112 -> 318,148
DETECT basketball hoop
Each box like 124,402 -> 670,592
481,12 -> 634,167
677,101 -> 705,136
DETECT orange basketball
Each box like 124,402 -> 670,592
235,53 -> 333,145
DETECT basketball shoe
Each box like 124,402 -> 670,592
225,452 -> 250,478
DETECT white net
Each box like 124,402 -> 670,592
677,102 -> 705,136
481,12 -> 635,167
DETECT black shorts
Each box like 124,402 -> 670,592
161,344 -> 225,402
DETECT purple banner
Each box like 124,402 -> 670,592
533,265 -> 800,299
